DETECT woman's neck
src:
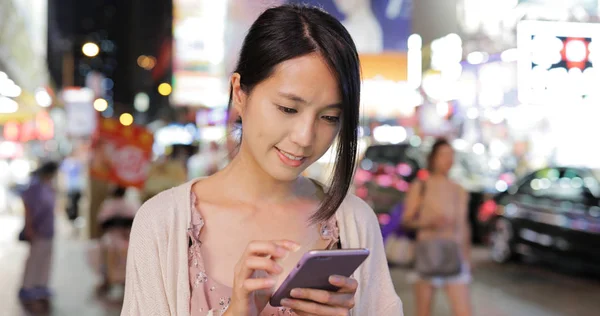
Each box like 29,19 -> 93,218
217,147 -> 299,204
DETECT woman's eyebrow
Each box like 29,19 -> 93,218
277,92 -> 342,108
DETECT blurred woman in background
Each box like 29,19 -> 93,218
403,139 -> 472,316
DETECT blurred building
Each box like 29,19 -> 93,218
47,0 -> 173,124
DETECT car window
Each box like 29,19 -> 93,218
364,145 -> 409,165
362,145 -> 420,182
516,168 -> 558,197
518,168 -> 592,203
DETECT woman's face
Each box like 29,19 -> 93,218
433,144 -> 454,174
231,53 -> 342,182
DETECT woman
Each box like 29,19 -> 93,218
122,4 -> 403,316
402,139 -> 472,316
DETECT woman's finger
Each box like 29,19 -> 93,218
242,278 -> 276,292
281,298 -> 348,316
290,288 -> 355,309
242,257 -> 283,275
329,275 -> 358,294
244,241 -> 288,258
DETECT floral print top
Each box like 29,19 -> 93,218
188,192 -> 340,316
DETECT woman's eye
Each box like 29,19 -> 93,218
278,106 -> 297,114
322,116 -> 340,124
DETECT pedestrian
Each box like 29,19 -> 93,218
95,186 -> 138,295
18,161 -> 59,313
121,4 -> 403,316
403,138 -> 472,316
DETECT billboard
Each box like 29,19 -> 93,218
90,118 -> 154,188
172,0 -> 228,108
288,0 -> 412,53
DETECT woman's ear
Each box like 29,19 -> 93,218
231,73 -> 247,116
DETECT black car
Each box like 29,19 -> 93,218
354,144 -> 422,216
478,167 -> 600,271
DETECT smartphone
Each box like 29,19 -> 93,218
269,248 -> 370,307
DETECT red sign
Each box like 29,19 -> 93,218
90,118 -> 154,188
2,111 -> 54,142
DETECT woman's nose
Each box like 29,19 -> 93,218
290,118 -> 316,148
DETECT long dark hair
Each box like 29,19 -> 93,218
427,138 -> 452,173
227,4 -> 361,223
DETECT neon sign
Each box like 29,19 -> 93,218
517,21 -> 600,104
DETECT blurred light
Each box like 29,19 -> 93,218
0,141 -> 18,157
407,34 -> 422,50
565,39 -> 587,62
119,113 -> 134,126
467,51 -> 489,65
436,102 -> 449,116
35,88 -> 52,107
442,63 -> 463,81
102,106 -> 114,118
158,83 -> 172,96
360,159 -> 374,171
417,169 -> 429,181
82,42 -> 100,57
0,96 -> 18,113
146,56 -> 156,70
62,88 -> 94,103
488,110 -> 504,124
571,177 -> 583,189
490,140 -> 508,157
559,177 -> 571,188
501,48 -> 518,63
137,55 -> 148,67
156,124 -> 196,145
358,126 -> 364,137
0,79 -> 22,98
466,107 -> 479,119
397,163 -> 413,177
540,178 -> 551,190
489,158 -> 502,171
478,200 -> 498,222
137,55 -> 157,70
531,179 -> 541,190
102,78 -> 114,90
409,135 -> 422,147
392,179 -> 408,192
472,143 -> 485,155
3,121 -> 19,140
408,34 -> 423,89
375,174 -> 394,187
452,138 -> 468,151
584,177 -> 597,188
36,111 -> 54,140
446,33 -> 463,47
372,125 -> 407,144
495,180 -> 508,192
378,213 -> 391,225
93,98 -> 108,112
10,159 -> 31,181
134,92 -> 150,112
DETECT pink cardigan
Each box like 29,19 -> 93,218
121,180 -> 404,315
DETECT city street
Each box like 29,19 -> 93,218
1,213 -> 599,316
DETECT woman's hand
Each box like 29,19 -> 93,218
280,275 -> 358,316
225,240 -> 300,316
